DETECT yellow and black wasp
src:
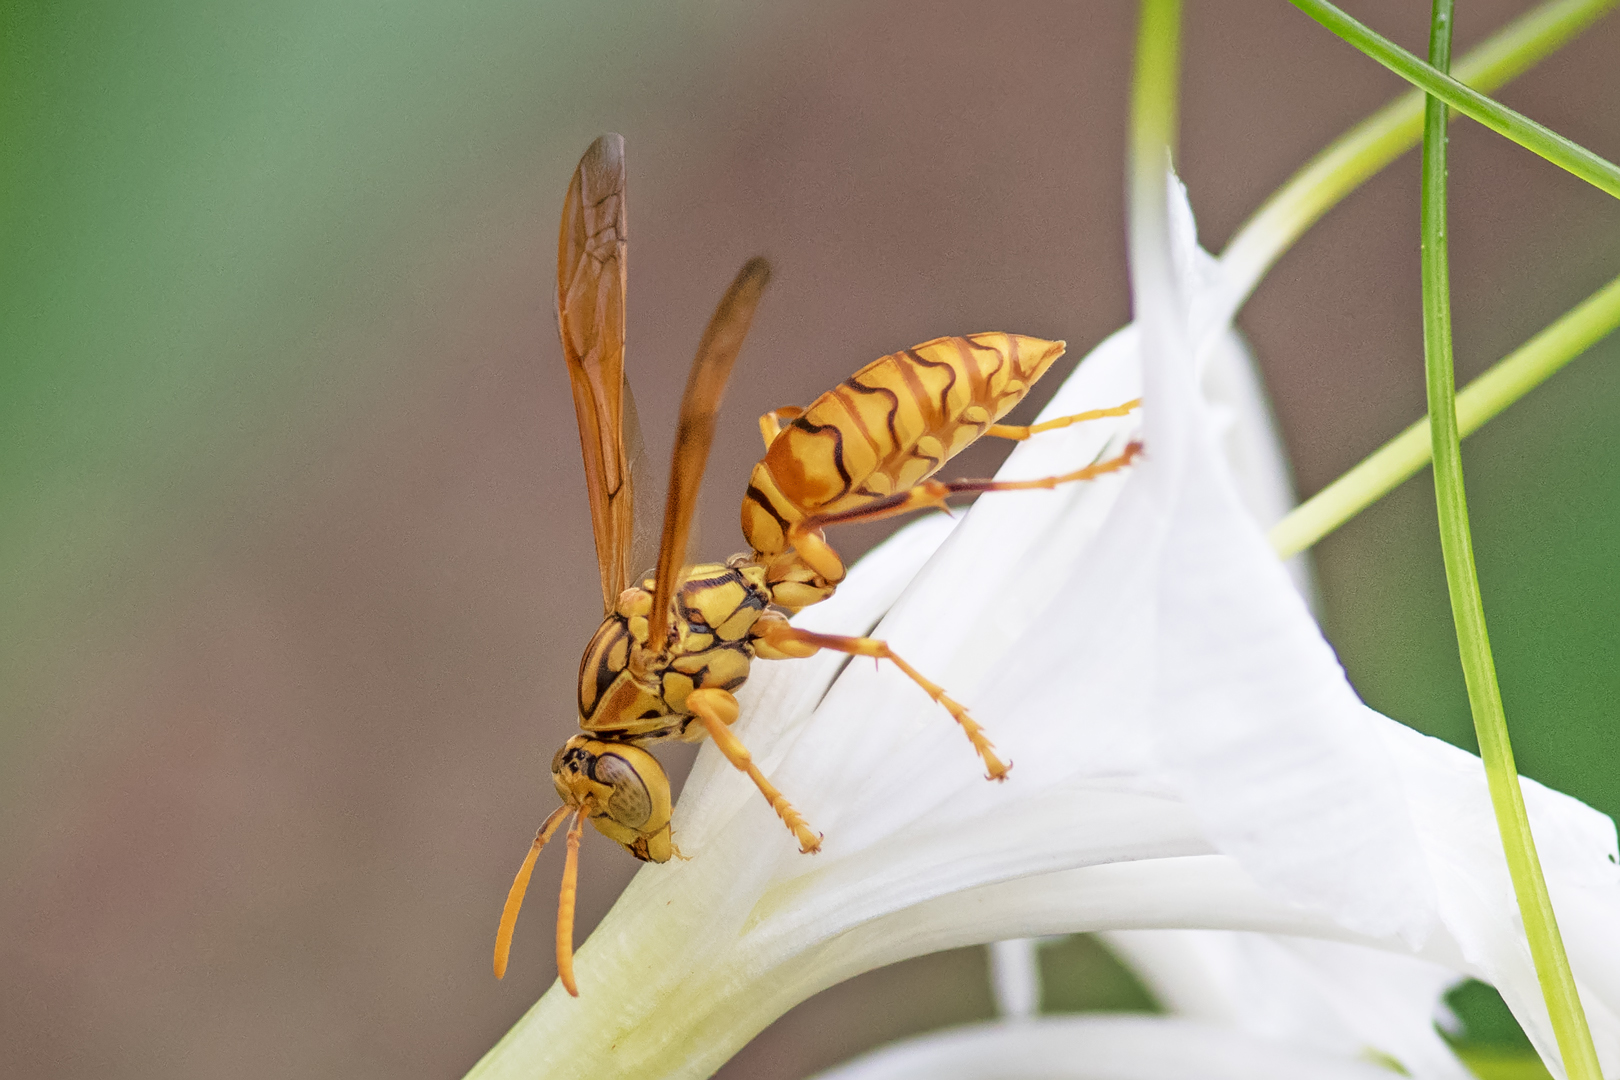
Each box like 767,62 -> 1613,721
494,133 -> 1141,994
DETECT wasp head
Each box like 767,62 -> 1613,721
551,735 -> 673,863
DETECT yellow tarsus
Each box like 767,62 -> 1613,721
754,623 -> 1010,782
984,397 -> 1142,441
878,647 -> 1010,780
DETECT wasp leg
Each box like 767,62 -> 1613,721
751,619 -> 1010,782
791,440 -> 1144,540
758,406 -> 806,450
770,526 -> 847,594
921,438 -> 1144,497
685,687 -> 823,854
983,397 -> 1142,441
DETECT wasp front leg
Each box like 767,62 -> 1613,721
752,615 -> 1010,781
684,687 -> 822,854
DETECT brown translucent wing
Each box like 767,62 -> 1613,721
645,257 -> 773,654
558,133 -> 634,612
620,378 -> 661,583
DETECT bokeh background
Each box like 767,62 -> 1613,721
3,1 -> 1618,1077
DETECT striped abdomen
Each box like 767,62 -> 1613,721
742,333 -> 1066,557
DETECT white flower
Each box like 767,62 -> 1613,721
808,919 -> 1537,1080
1099,929 -> 1469,1078
467,172 -> 1620,1080
808,1014 -> 1428,1080
857,926 -> 1473,1080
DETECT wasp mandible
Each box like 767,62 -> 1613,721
494,134 -> 1142,994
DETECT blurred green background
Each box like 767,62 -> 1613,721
2,2 -> 1616,1077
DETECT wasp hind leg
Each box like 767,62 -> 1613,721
788,440 -> 1143,544
751,618 -> 1010,782
924,438 -> 1143,500
684,687 -> 823,854
983,397 -> 1142,441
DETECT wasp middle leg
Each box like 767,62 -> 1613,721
752,616 -> 1010,781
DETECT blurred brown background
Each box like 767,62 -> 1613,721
3,2 -> 1617,1077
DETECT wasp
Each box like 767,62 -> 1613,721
494,133 -> 1142,994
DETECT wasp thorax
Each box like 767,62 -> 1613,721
614,586 -> 655,648
551,735 -> 673,862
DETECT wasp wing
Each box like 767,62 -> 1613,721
645,257 -> 772,654
620,376 -> 662,586
557,133 -> 634,612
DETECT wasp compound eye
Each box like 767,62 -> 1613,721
591,751 -> 654,830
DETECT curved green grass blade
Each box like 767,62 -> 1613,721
1270,271 -> 1620,559
1418,3 -> 1601,1076
1224,0 -> 1618,302
1290,0 -> 1620,200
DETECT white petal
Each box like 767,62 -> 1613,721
1105,163 -> 1438,940
1377,722 -> 1620,1076
1198,328 -> 1316,604
1101,930 -> 1470,1079
808,1015 -> 1410,1080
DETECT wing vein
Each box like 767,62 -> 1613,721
556,134 -> 634,611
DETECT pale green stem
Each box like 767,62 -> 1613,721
1223,0 -> 1618,305
1130,0 -> 1182,211
1421,3 -> 1601,1077
1270,271 -> 1620,559
1290,0 -> 1620,200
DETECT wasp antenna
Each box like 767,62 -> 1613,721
556,801 -> 592,997
494,804 -> 572,980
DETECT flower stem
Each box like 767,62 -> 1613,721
1127,0 -> 1183,366
1290,0 -> 1620,200
1223,0 -> 1618,305
1420,3 -> 1601,1077
1269,270 -> 1620,559
1130,0 -> 1182,204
